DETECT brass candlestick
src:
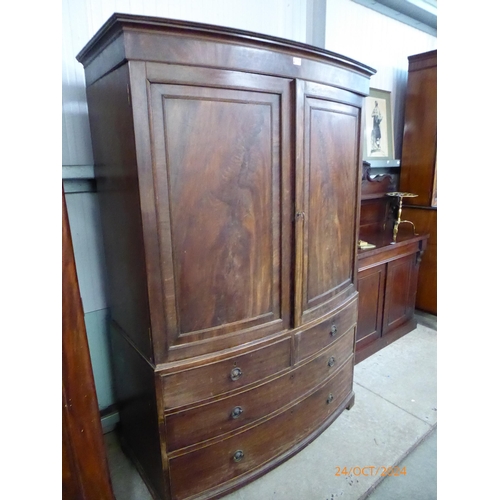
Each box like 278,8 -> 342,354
386,192 -> 418,243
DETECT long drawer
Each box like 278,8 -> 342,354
295,297 -> 357,362
168,356 -> 354,500
161,337 -> 291,409
165,327 -> 355,451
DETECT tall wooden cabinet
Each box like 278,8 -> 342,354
399,50 -> 437,314
77,13 -> 374,500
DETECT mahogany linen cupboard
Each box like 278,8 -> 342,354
77,13 -> 375,500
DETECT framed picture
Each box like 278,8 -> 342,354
363,88 -> 395,162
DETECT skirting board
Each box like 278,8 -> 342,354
101,410 -> 120,434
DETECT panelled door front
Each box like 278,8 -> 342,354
383,253 -> 418,334
144,63 -> 293,361
357,263 -> 386,349
295,80 -> 363,325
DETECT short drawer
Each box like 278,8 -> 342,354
168,356 -> 354,500
161,337 -> 291,409
164,328 -> 355,451
294,298 -> 357,362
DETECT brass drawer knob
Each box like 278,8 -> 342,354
330,324 -> 338,336
233,450 -> 245,462
328,356 -> 335,367
230,367 -> 243,381
231,406 -> 244,419
326,393 -> 334,404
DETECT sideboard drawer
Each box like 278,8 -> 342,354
295,298 -> 357,362
168,356 -> 353,499
165,328 -> 355,451
161,337 -> 291,409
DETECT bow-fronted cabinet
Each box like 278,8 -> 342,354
77,14 -> 375,500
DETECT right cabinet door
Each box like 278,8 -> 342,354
383,253 -> 418,334
295,80 -> 363,326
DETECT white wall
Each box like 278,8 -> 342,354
63,0 -> 437,171
62,0 -> 436,414
325,0 -> 437,158
62,0 -> 307,167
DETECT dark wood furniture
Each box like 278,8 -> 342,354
355,168 -> 428,364
62,189 -> 115,500
399,50 -> 437,315
77,13 -> 375,500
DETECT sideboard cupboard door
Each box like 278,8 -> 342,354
357,263 -> 386,349
143,64 -> 293,361
295,81 -> 363,326
383,253 -> 418,333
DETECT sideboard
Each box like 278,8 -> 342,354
355,167 -> 428,363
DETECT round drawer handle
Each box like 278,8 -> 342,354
231,406 -> 244,419
328,356 -> 336,367
330,324 -> 338,336
326,393 -> 334,405
230,367 -> 243,381
233,450 -> 245,462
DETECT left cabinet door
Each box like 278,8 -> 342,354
356,263 -> 386,349
134,63 -> 293,361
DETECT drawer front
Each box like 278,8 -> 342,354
161,337 -> 291,409
168,357 -> 353,499
165,328 -> 355,451
295,298 -> 357,362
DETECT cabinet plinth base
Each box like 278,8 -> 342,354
354,318 -> 417,365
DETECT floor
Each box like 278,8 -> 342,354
104,312 -> 437,500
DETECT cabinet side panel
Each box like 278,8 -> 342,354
111,326 -> 167,499
86,64 -> 152,360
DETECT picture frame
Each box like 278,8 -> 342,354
363,88 -> 395,162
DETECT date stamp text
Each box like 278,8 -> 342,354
335,466 -> 407,477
